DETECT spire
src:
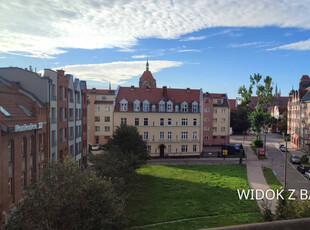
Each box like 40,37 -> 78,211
109,81 -> 111,90
275,84 -> 278,96
146,58 -> 149,71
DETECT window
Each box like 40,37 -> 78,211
167,101 -> 173,112
144,132 -> 148,140
143,100 -> 150,112
160,118 -> 164,126
175,105 -> 179,112
144,118 -> 148,126
121,118 -> 127,125
221,118 -> 226,123
134,100 -> 140,112
204,126 -> 210,131
213,127 -> 217,132
8,140 -> 13,162
193,118 -> 197,126
105,126 -> 110,132
95,106 -> 100,112
95,136 -> 99,144
18,105 -> 32,116
120,99 -> 128,112
160,132 -> 164,140
213,118 -> 217,123
168,145 -> 172,153
168,132 -> 172,140
182,118 -> 188,126
181,102 -> 188,112
95,116 -> 100,122
105,106 -> 110,112
192,101 -> 198,113
217,100 -> 222,105
204,117 -> 209,122
221,109 -> 226,114
102,96 -> 106,100
181,131 -> 188,140
51,108 -> 56,123
205,99 -> 209,103
193,132 -> 197,140
105,116 -> 110,122
205,108 -> 210,113
214,109 -> 217,114
181,145 -> 188,153
204,136 -> 209,140
193,145 -> 197,152
95,126 -> 100,132
69,108 -> 74,121
159,100 -> 165,112
152,104 -> 156,112
168,118 -> 172,126
135,118 -> 139,126
221,127 -> 226,132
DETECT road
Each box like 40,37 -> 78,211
232,133 -> 310,197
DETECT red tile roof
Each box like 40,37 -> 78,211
116,86 -> 200,104
139,71 -> 155,81
87,89 -> 115,95
204,93 -> 226,98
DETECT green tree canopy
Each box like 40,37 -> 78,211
7,158 -> 126,230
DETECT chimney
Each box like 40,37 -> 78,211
57,69 -> 65,78
130,85 -> 135,91
29,65 -> 33,72
186,88 -> 190,92
92,88 -> 96,93
163,86 -> 167,99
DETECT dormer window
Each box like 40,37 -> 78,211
18,105 -> 32,116
143,100 -> 150,112
120,99 -> 128,112
175,105 -> 179,112
192,101 -> 198,113
152,104 -> 156,112
133,100 -> 140,112
217,99 -> 222,105
181,102 -> 188,113
0,106 -> 12,117
167,100 -> 173,112
159,100 -> 165,112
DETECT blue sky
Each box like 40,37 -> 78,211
1,0 -> 310,99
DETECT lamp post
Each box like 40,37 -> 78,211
284,135 -> 288,189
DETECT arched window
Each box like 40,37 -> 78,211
143,100 -> 150,112
133,100 -> 140,112
120,99 -> 128,112
192,101 -> 198,113
167,100 -> 173,112
181,102 -> 188,112
159,100 -> 165,112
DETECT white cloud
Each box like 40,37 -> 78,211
2,0 -> 310,58
177,49 -> 201,53
180,36 -> 207,41
55,60 -> 182,84
268,39 -> 310,51
131,55 -> 148,59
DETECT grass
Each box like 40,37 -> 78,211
263,167 -> 283,191
126,165 -> 262,229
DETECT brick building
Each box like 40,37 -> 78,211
0,77 -> 48,226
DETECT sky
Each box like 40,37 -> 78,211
1,0 -> 310,99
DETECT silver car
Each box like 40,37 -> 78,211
305,171 -> 310,180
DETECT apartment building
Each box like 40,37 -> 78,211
114,63 -> 202,157
288,75 -> 310,151
87,88 -> 115,146
80,81 -> 88,168
0,78 -> 48,226
202,93 -> 230,147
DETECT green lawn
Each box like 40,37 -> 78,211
263,167 -> 283,191
126,165 -> 262,229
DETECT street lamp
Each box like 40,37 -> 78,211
284,132 -> 293,189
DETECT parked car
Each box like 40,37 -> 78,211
305,171 -> 310,180
279,146 -> 287,152
290,155 -> 301,164
257,149 -> 265,157
297,164 -> 310,174
91,145 -> 101,151
279,144 -> 284,148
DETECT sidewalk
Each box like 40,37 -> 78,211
245,145 -> 277,214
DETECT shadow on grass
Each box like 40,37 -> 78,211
126,165 -> 261,228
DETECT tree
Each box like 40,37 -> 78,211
277,112 -> 287,133
238,73 -> 274,138
230,106 -> 251,134
90,124 -> 149,189
7,158 -> 126,230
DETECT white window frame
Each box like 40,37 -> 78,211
144,132 -> 148,140
143,100 -> 150,112
193,132 -> 197,140
181,102 -> 188,113
168,131 -> 172,140
160,132 -> 164,140
133,100 -> 140,112
182,118 -> 188,126
159,100 -> 165,112
120,99 -> 128,112
167,100 -> 173,112
192,101 -> 198,113
181,145 -> 188,153
181,131 -> 188,140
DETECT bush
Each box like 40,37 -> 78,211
252,137 -> 263,147
301,155 -> 309,164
